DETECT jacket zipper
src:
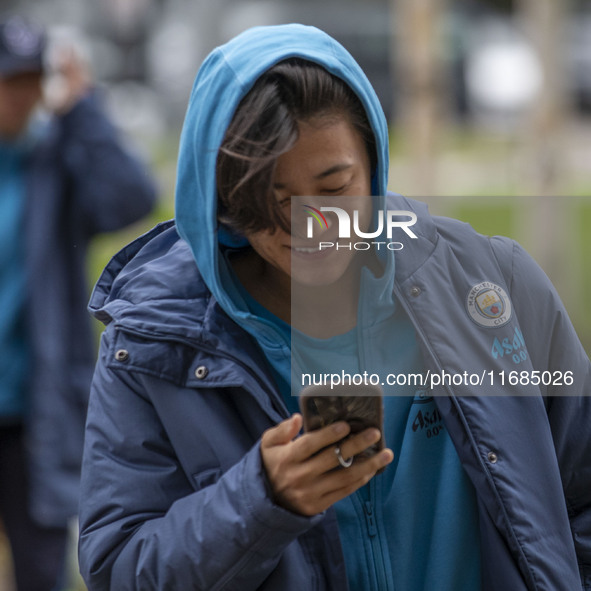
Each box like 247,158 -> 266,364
358,481 -> 393,591
354,280 -> 394,590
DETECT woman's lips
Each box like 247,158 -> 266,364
290,238 -> 342,260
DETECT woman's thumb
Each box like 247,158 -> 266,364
262,414 -> 302,447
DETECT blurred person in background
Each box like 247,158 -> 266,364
0,14 -> 156,591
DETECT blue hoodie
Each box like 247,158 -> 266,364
174,24 -> 480,589
175,24 -> 388,354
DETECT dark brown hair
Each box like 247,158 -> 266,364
216,58 -> 377,235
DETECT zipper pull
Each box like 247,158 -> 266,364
364,501 -> 377,537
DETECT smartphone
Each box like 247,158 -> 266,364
298,383 -> 385,468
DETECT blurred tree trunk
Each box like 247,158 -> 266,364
516,0 -> 580,313
391,0 -> 446,201
517,0 -> 568,196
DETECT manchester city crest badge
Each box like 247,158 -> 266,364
466,281 -> 512,328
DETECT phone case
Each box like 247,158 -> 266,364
298,383 -> 385,467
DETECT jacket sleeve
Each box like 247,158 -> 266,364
56,91 -> 157,234
78,330 -> 321,591
500,239 -> 591,589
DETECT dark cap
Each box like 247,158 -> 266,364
0,15 -> 45,76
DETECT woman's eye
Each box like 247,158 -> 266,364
322,185 -> 347,194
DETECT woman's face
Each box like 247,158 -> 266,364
243,114 -> 373,292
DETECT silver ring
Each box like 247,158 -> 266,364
335,445 -> 353,468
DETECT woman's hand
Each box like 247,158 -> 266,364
260,414 -> 394,516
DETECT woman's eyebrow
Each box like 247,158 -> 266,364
314,163 -> 352,179
274,163 -> 353,189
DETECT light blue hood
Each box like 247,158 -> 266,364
175,24 -> 389,347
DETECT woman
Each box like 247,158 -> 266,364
79,25 -> 591,590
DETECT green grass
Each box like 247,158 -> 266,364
449,201 -> 515,239
578,202 -> 591,352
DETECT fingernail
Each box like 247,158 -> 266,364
381,450 -> 394,463
333,422 -> 348,435
364,429 -> 380,442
